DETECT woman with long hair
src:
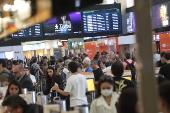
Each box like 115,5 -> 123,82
4,80 -> 22,99
117,88 -> 138,113
90,76 -> 119,113
42,66 -> 64,95
6,60 -> 12,70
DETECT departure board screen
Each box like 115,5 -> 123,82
12,24 -> 42,38
83,8 -> 122,33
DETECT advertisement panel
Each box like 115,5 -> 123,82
84,42 -> 97,60
160,34 -> 170,52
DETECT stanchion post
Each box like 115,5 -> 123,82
134,0 -> 159,113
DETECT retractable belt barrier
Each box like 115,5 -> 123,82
35,76 -> 46,93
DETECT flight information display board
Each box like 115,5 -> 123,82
83,8 -> 122,33
12,24 -> 43,38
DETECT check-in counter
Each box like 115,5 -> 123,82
81,70 -> 132,79
155,68 -> 160,74
81,73 -> 94,78
81,68 -> 160,80
106,70 -> 131,77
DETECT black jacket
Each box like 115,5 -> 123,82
43,75 -> 64,95
19,75 -> 34,91
24,104 -> 43,113
113,77 -> 135,92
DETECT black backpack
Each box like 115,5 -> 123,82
125,61 -> 136,80
30,64 -> 38,76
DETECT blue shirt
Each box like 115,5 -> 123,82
85,67 -> 93,72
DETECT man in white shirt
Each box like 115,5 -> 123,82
51,62 -> 88,108
82,53 -> 91,63
153,51 -> 160,65
24,67 -> 36,86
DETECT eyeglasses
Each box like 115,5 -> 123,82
13,71 -> 19,75
24,70 -> 28,71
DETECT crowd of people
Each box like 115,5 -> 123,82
0,51 -> 170,113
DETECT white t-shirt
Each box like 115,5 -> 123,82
29,74 -> 36,84
64,74 -> 88,107
153,53 -> 160,62
63,68 -> 69,75
103,66 -> 111,73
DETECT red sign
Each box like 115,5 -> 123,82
160,34 -> 170,52
84,42 -> 96,60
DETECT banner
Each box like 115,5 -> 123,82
160,34 -> 170,52
84,42 -> 96,60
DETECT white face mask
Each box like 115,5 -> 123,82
101,89 -> 113,97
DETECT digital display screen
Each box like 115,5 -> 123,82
151,2 -> 170,29
122,12 -> 136,34
43,12 -> 82,36
126,12 -> 136,33
83,8 -> 122,33
153,34 -> 160,41
12,24 -> 43,38
86,78 -> 95,92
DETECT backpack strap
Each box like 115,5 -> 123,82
0,71 -> 10,75
0,71 -> 12,82
125,60 -> 134,65
125,60 -> 131,65
132,61 -> 135,65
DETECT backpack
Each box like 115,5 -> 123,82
0,70 -> 15,82
60,69 -> 67,84
30,64 -> 38,76
125,61 -> 136,80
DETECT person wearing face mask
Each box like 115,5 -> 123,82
90,76 -> 119,113
4,80 -> 22,99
